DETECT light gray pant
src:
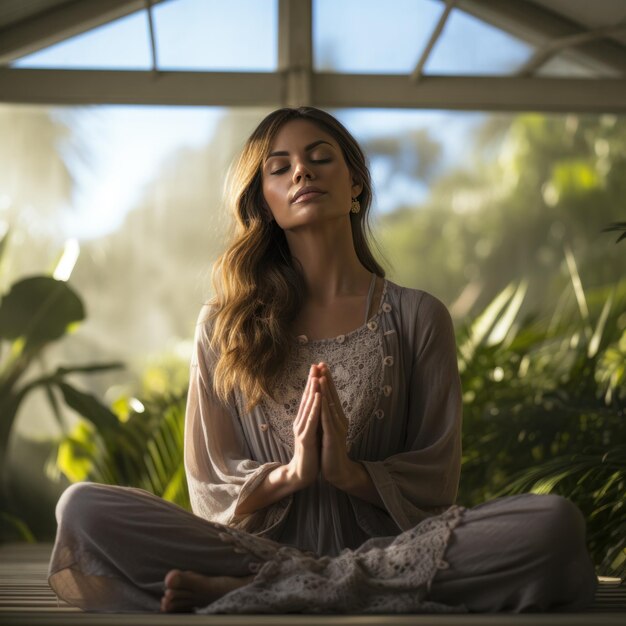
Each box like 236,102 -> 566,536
48,483 -> 597,613
428,492 -> 598,612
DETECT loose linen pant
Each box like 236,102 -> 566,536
48,482 -> 598,613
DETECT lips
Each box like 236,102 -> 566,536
292,186 -> 326,203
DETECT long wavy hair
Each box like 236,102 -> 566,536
205,107 -> 386,412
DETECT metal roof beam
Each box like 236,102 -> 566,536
1,68 -> 625,113
278,0 -> 312,107
145,0 -> 158,73
449,0 -> 626,76
0,68 -> 283,106
518,21 -> 626,77
0,0 -> 165,66
411,0 -> 456,82
314,74 -> 626,112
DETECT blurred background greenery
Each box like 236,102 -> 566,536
0,106 -> 623,580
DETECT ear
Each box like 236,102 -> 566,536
350,174 -> 363,199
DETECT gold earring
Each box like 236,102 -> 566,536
350,198 -> 361,214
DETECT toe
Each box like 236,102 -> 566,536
164,569 -> 183,589
165,588 -> 193,600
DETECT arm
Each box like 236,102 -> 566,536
332,460 -> 384,508
233,463 -> 304,516
184,305 -> 293,533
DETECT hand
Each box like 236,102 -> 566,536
318,363 -> 353,488
287,364 -> 322,489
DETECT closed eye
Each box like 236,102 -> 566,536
270,159 -> 332,175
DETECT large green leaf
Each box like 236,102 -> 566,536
0,276 -> 85,352
57,382 -> 119,433
54,363 -> 125,376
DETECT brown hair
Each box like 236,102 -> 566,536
205,107 -> 386,412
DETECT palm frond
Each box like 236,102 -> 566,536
55,391 -> 190,510
602,222 -> 626,243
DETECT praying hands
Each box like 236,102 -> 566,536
294,362 -> 384,507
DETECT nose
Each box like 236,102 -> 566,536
292,159 -> 314,183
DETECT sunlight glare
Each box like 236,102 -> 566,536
53,239 -> 80,281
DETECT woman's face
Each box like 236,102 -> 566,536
261,119 -> 362,230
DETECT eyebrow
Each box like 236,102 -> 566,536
266,140 -> 333,159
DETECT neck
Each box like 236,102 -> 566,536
285,219 -> 372,305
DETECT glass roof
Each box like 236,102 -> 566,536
12,0 -> 277,72
153,0 -> 277,71
425,8 -> 534,75
9,0 -> 599,79
537,54 -> 611,78
313,0 -> 445,74
11,10 -> 152,70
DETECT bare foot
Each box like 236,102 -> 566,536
160,569 -> 255,613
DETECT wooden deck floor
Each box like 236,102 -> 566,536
0,543 -> 624,626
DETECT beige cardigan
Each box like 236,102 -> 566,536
184,279 -> 462,557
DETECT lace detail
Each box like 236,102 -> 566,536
200,505 -> 469,614
259,323 -> 384,453
216,524 -> 317,565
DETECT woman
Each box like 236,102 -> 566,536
48,107 -> 598,614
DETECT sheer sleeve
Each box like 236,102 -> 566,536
359,292 -> 462,531
184,305 -> 286,536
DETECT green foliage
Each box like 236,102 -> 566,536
0,227 -> 123,541
457,269 -> 626,578
603,222 -> 626,244
0,510 -> 36,543
53,391 -> 190,511
379,114 -> 625,316
501,446 -> 626,579
0,275 -> 84,351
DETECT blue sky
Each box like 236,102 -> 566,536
12,0 -> 535,239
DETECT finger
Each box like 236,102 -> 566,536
321,368 -> 342,412
300,391 -> 322,443
302,392 -> 321,440
320,377 -> 337,416
295,370 -> 312,421
295,378 -> 319,435
295,365 -> 317,425
321,372 -> 345,427
320,392 -> 334,432
321,377 -> 348,434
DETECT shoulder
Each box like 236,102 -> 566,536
191,302 -> 220,364
195,302 -> 214,331
384,279 -> 455,353
384,278 -> 451,325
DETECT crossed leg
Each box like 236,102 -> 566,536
49,483 -> 598,614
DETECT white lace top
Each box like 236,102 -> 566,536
258,274 -> 385,454
185,278 -> 463,560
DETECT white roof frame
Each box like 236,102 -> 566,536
0,0 -> 624,112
